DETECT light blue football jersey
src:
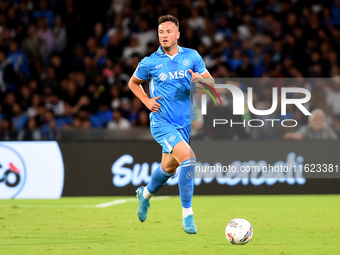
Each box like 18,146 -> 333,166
134,45 -> 207,128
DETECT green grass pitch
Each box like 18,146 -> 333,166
0,195 -> 339,255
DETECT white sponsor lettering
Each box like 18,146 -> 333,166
169,71 -> 178,79
178,70 -> 185,78
160,70 -> 190,81
111,153 -> 306,187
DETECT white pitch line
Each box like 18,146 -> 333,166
94,196 -> 170,208
94,198 -> 137,208
0,205 -> 89,208
0,196 -> 170,208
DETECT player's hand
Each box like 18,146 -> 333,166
188,69 -> 202,83
145,95 -> 162,113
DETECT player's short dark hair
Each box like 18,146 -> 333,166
158,14 -> 179,28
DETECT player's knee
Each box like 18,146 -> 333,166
162,164 -> 177,174
180,151 -> 196,163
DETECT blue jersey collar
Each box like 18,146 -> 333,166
157,45 -> 183,55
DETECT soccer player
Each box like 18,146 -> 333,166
128,14 -> 213,234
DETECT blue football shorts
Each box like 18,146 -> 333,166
150,113 -> 191,154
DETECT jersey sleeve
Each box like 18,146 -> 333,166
134,57 -> 150,81
193,50 -> 207,75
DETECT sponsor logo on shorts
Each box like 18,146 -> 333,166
169,135 -> 176,142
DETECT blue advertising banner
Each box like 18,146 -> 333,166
59,141 -> 340,196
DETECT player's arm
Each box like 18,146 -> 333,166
128,75 -> 161,113
189,69 -> 215,88
201,70 -> 214,87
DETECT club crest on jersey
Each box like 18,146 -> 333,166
183,59 -> 190,66
158,72 -> 167,82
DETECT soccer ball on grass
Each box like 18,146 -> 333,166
225,218 -> 253,245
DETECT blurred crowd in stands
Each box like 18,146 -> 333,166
0,0 -> 340,140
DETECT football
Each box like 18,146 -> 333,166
225,218 -> 253,245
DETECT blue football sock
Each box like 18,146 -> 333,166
147,165 -> 174,194
178,158 -> 196,208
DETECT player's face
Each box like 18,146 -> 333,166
158,21 -> 180,51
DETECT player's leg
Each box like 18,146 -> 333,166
161,152 -> 180,174
136,153 -> 179,222
171,140 -> 196,210
171,140 -> 197,234
136,115 -> 180,222
143,153 -> 179,199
